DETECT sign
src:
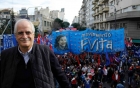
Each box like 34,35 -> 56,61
51,28 -> 125,54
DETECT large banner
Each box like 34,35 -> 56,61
52,28 -> 125,54
3,34 -> 17,50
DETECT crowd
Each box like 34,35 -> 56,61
54,45 -> 140,88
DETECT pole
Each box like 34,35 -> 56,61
114,6 -> 116,29
11,14 -> 12,34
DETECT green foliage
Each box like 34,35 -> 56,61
54,18 -> 63,23
79,27 -> 86,31
34,25 -> 39,38
0,19 -> 11,34
53,18 -> 63,31
62,21 -> 70,28
71,23 -> 80,29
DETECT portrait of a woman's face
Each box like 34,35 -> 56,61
55,35 -> 68,50
58,36 -> 67,48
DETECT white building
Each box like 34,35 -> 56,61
34,7 -> 52,34
86,0 -> 94,28
78,0 -> 94,28
0,8 -> 12,27
92,0 -> 140,42
50,8 -> 65,21
72,16 -> 79,23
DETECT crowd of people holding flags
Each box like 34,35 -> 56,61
54,47 -> 140,88
34,33 -> 140,88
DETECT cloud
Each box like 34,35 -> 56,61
0,0 -> 82,23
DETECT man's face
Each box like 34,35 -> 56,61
15,20 -> 34,49
58,36 -> 67,47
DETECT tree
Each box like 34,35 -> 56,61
34,25 -> 39,38
79,27 -> 86,31
52,18 -> 63,31
62,21 -> 70,28
0,19 -> 11,34
71,23 -> 80,29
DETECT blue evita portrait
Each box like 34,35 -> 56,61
52,31 -> 70,54
55,35 -> 68,51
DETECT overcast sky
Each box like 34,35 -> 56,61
0,0 -> 83,24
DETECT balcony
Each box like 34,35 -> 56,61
102,0 -> 109,3
92,13 -> 96,17
98,0 -> 103,6
95,0 -> 99,2
92,1 -> 96,5
95,5 -> 99,9
99,10 -> 103,14
103,7 -> 109,12
95,12 -> 99,16
92,7 -> 96,11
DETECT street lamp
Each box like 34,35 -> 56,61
26,6 -> 42,19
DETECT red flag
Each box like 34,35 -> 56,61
71,28 -> 77,31
37,34 -> 41,44
97,55 -> 100,66
49,44 -> 53,51
75,55 -> 80,65
59,28 -> 64,32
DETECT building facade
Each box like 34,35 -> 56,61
0,8 -> 11,28
19,8 -> 28,18
72,16 -> 79,23
86,0 -> 94,28
106,0 -> 140,40
92,0 -> 109,30
34,7 -> 52,34
78,0 -> 94,28
92,0 -> 140,42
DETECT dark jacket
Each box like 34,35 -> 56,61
0,44 -> 71,88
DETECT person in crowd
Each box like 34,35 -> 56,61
55,35 -> 68,50
0,19 -> 71,88
91,78 -> 99,88
111,70 -> 120,88
83,76 -> 91,88
116,81 -> 124,88
71,75 -> 78,88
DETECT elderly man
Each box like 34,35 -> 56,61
0,19 -> 71,88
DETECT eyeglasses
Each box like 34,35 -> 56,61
16,31 -> 33,36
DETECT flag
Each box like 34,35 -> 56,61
75,55 -> 80,65
49,44 -> 53,51
71,28 -> 77,31
37,34 -> 41,44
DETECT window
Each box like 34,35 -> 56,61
4,12 -> 10,14
105,13 -> 109,18
137,22 -> 140,30
110,13 -> 113,16
123,7 -> 128,13
110,1 -> 113,5
123,23 -> 127,29
44,21 -> 46,26
47,22 -> 49,26
120,23 -> 123,28
116,23 -> 120,29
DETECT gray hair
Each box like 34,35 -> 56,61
14,19 -> 35,34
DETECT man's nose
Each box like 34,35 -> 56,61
22,32 -> 28,37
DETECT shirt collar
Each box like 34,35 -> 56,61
18,46 -> 33,55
